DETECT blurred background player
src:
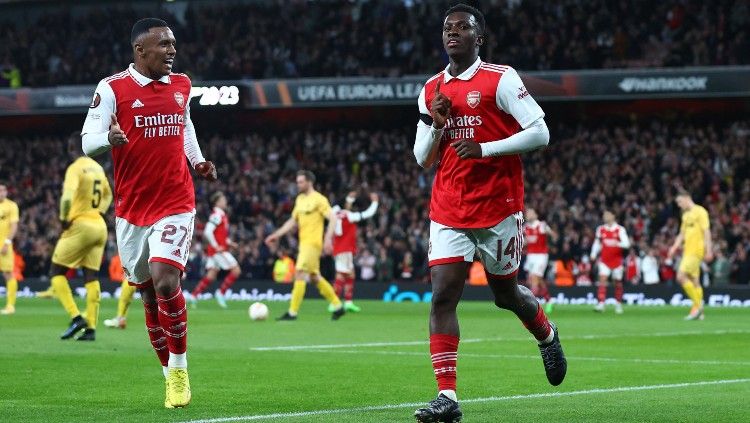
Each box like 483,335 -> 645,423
185,191 -> 240,309
81,18 -> 217,407
265,170 -> 344,321
330,190 -> 379,313
51,134 -> 112,340
412,4 -> 565,421
523,208 -> 557,313
0,181 -> 19,315
590,210 -> 631,314
668,190 -> 712,320
103,250 -> 137,329
272,247 -> 295,284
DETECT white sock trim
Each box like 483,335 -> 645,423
168,352 -> 187,368
439,389 -> 458,402
539,327 -> 555,345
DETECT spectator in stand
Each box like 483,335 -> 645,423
0,0 -> 747,87
376,247 -> 394,283
357,249 -> 376,281
731,244 -> 750,285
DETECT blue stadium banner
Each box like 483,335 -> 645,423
0,67 -> 749,114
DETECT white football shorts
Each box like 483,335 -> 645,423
116,210 -> 195,285
428,212 -> 524,279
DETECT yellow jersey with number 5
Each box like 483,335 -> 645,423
680,205 -> 709,258
292,190 -> 331,249
63,157 -> 112,222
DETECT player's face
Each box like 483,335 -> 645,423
442,12 -> 482,58
217,195 -> 227,209
137,27 -> 177,77
603,211 -> 614,224
296,175 -> 311,193
526,209 -> 537,221
0,185 -> 6,201
675,195 -> 689,210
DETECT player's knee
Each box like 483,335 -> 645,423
152,270 -> 181,297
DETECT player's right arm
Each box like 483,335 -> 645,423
414,80 -> 450,168
81,80 -> 127,156
590,227 -> 602,260
98,175 -> 113,214
668,232 -> 684,260
1,202 -> 19,255
59,163 -> 80,226
264,216 -> 297,246
204,213 -> 223,252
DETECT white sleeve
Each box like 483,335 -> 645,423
619,226 -> 631,249
347,201 -> 379,223
496,67 -> 545,129
204,220 -> 219,248
480,67 -> 549,157
590,228 -> 602,259
183,103 -> 206,168
413,85 -> 444,168
81,80 -> 116,157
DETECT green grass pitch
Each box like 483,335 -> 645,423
1,297 -> 748,422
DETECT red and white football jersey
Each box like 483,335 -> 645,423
524,220 -> 550,254
593,224 -> 630,269
333,210 -> 357,255
418,58 -> 544,229
81,64 -> 195,226
206,207 -> 229,256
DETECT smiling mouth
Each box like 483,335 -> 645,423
164,58 -> 174,66
446,39 -> 460,47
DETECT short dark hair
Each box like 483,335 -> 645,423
297,170 -> 315,183
445,3 -> 485,35
676,188 -> 692,198
131,18 -> 169,44
210,191 -> 225,206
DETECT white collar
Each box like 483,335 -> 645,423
443,57 -> 482,83
128,63 -> 171,86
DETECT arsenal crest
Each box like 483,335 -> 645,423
174,92 -> 185,108
466,91 -> 481,108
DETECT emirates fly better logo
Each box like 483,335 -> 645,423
466,91 -> 481,108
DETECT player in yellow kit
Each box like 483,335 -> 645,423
0,181 -> 20,315
264,170 -> 345,320
668,190 -> 712,321
52,134 -> 113,340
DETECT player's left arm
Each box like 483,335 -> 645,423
618,226 -> 631,249
701,209 -> 713,262
183,100 -> 217,181
452,68 -> 550,159
545,222 -> 559,242
2,203 -> 19,254
322,198 -> 336,255
348,193 -> 380,223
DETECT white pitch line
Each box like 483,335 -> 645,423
249,329 -> 750,352
177,378 -> 750,423
301,348 -> 749,367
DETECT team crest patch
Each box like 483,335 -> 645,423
174,92 -> 185,108
89,93 -> 101,108
466,91 -> 481,108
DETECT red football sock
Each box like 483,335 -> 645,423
430,334 -> 459,392
522,304 -> 552,342
614,282 -> 624,303
344,276 -> 355,301
539,283 -> 551,301
192,276 -> 212,296
597,284 -> 607,303
219,272 -> 239,294
333,276 -> 345,298
143,299 -> 169,366
156,288 -> 188,355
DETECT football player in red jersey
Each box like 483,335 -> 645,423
590,210 -> 631,314
523,208 -> 558,313
330,190 -> 379,313
412,4 -> 566,421
185,192 -> 241,309
81,18 -> 216,409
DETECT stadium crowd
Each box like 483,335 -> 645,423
1,118 -> 749,285
1,0 -> 748,87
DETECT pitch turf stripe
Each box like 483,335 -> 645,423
249,329 -> 750,351
177,379 -> 750,423
302,349 -> 750,367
